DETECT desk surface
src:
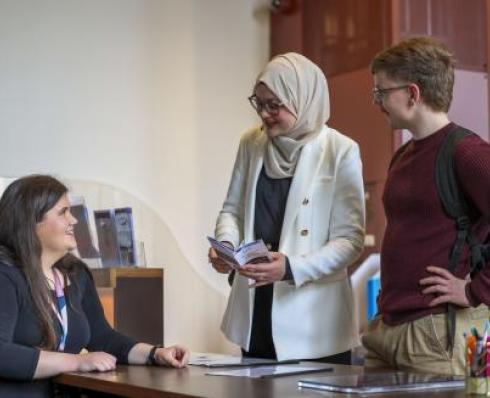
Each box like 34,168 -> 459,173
55,363 -> 466,398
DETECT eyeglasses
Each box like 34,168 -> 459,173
248,95 -> 284,116
372,85 -> 410,103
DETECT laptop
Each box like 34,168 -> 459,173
298,371 -> 465,394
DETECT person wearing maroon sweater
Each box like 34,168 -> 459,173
362,36 -> 490,375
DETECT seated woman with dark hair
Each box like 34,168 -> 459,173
0,175 -> 189,397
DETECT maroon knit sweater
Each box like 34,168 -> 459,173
379,122 -> 490,325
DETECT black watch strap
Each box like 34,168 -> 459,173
146,345 -> 162,366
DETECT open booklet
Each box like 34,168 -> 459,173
207,237 -> 272,269
298,371 -> 465,394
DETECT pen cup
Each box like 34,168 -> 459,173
465,335 -> 488,395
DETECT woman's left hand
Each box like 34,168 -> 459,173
238,252 -> 286,287
154,345 -> 190,368
419,266 -> 470,308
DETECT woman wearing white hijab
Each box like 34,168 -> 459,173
209,53 -> 365,362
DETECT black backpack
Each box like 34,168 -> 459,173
390,127 -> 490,350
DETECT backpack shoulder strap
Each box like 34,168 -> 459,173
435,127 -> 474,221
435,126 -> 476,353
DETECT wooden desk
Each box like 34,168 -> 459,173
54,364 -> 466,398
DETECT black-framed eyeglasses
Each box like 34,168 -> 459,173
372,85 -> 410,103
248,95 -> 284,116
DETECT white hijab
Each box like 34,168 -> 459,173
256,53 -> 330,178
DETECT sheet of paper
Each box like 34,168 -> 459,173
189,353 -> 299,368
189,353 -> 242,366
206,364 -> 332,378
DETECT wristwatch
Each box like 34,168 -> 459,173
146,345 -> 162,366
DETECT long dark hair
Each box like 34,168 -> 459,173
0,174 -> 72,349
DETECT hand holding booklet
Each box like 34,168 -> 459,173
207,237 -> 272,269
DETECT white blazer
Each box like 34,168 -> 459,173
215,125 -> 365,360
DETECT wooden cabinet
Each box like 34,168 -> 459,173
90,267 -> 164,346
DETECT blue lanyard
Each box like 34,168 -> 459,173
52,268 -> 68,351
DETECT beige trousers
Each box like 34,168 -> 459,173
362,305 -> 489,375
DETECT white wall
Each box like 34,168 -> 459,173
0,0 -> 269,353
450,69 -> 489,142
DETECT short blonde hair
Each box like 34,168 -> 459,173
371,37 -> 455,112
